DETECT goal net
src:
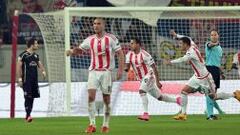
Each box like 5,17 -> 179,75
27,7 -> 240,116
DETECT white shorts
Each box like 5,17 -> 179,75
139,72 -> 160,98
187,74 -> 216,94
88,70 -> 112,94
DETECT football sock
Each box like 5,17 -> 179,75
181,93 -> 188,114
213,101 -> 224,114
216,92 -> 234,100
161,94 -> 176,103
24,97 -> 33,117
140,92 -> 148,113
206,96 -> 214,117
88,101 -> 96,125
103,104 -> 111,127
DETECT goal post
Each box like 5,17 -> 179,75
25,6 -> 240,116
64,9 -> 71,116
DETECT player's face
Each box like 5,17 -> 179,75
210,31 -> 219,43
93,19 -> 105,34
130,39 -> 138,51
179,40 -> 187,51
22,0 -> 37,12
32,40 -> 39,50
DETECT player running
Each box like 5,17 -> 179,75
164,36 -> 240,121
125,38 -> 181,121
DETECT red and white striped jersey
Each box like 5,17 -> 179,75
232,52 -> 240,65
125,49 -> 154,80
171,46 -> 209,79
232,52 -> 240,76
79,33 -> 121,70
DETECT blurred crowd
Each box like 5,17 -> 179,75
0,0 -> 113,45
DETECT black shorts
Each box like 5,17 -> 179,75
23,81 -> 40,98
206,66 -> 220,89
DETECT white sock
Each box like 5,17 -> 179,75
216,92 -> 234,100
181,93 -> 188,114
161,94 -> 177,103
88,102 -> 96,126
140,93 -> 148,113
103,104 -> 111,127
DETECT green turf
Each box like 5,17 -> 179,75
0,115 -> 240,135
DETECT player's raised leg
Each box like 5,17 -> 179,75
216,90 -> 240,102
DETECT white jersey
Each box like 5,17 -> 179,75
79,33 -> 121,70
125,49 -> 154,80
232,52 -> 240,76
171,46 -> 209,79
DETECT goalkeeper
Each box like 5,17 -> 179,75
17,37 -> 46,122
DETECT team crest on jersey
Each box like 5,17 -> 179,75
29,61 -> 37,66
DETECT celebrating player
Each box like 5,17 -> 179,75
66,18 -> 124,133
125,38 -> 181,121
164,36 -> 240,121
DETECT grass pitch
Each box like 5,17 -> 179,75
0,115 -> 240,135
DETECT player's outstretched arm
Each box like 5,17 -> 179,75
65,47 -> 83,56
169,29 -> 177,38
170,29 -> 187,39
163,54 -> 191,65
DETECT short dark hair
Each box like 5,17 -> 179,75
132,37 -> 142,46
179,37 -> 191,46
27,37 -> 37,48
210,29 -> 219,34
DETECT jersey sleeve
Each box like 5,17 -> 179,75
112,38 -> 121,52
171,52 -> 192,64
18,52 -> 25,62
36,54 -> 40,62
144,53 -> 154,66
79,38 -> 90,51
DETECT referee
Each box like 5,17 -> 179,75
17,37 -> 46,122
205,30 -> 225,120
